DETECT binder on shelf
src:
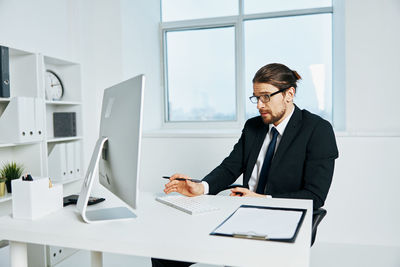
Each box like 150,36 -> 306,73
23,98 -> 35,141
66,142 -> 75,179
0,46 -> 10,98
48,143 -> 67,181
0,97 -> 45,143
210,205 -> 306,243
48,141 -> 81,181
74,141 -> 81,178
34,98 -> 45,137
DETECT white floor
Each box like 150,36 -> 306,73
1,242 -> 400,267
310,242 -> 400,267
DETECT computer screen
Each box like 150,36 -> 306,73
98,75 -> 144,209
77,74 -> 145,223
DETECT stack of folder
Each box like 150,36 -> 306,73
0,97 -> 45,144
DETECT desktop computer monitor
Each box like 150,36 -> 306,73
76,74 -> 145,223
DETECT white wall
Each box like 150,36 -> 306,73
0,0 -> 80,60
120,0 -> 162,129
1,0 -> 399,265
345,0 -> 400,133
322,136 -> 400,247
137,0 -> 400,251
139,136 -> 241,193
78,0 -> 162,163
77,0 -> 125,165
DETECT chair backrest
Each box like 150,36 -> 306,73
0,240 -> 8,249
311,208 -> 327,246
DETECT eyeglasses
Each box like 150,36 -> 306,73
249,87 -> 289,104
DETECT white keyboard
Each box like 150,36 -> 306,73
156,195 -> 219,215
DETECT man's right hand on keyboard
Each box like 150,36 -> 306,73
164,173 -> 204,197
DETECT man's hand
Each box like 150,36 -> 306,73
164,173 -> 204,197
230,187 -> 265,197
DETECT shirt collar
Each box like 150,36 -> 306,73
269,105 -> 295,136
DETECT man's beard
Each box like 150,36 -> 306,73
260,106 -> 286,125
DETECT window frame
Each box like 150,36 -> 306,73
160,0 -> 342,130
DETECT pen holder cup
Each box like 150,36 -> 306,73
12,178 -> 63,220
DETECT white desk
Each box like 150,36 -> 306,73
0,187 -> 312,267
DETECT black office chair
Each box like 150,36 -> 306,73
220,184 -> 326,247
311,207 -> 326,246
0,240 -> 8,249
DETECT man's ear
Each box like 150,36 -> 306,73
286,87 -> 295,102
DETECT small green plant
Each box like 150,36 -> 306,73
0,162 -> 24,182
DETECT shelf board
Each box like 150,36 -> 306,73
9,47 -> 34,57
0,178 -> 83,202
0,141 -> 42,148
47,137 -> 83,143
0,98 -> 10,103
0,143 -> 16,148
46,100 -> 82,106
53,176 -> 82,185
0,192 -> 12,203
44,55 -> 78,66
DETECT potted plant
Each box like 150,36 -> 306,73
0,176 -> 6,197
0,162 -> 24,193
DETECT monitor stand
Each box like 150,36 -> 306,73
76,136 -> 136,223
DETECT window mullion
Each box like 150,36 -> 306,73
242,7 -> 333,21
236,1 -> 246,125
161,16 -> 237,31
161,28 -> 169,123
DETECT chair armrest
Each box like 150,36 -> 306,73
0,240 -> 9,249
311,208 -> 327,246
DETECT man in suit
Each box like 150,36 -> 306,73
152,63 -> 338,267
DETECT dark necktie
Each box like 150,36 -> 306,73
256,127 -> 279,194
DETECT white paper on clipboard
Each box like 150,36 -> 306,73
212,206 -> 304,240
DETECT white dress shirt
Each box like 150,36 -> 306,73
202,106 -> 295,196
248,107 -> 294,195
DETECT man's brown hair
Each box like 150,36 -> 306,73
252,63 -> 301,91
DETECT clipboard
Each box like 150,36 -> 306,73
210,205 -> 306,243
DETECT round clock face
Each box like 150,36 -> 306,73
45,70 -> 64,101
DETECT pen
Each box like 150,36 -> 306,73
162,176 -> 202,183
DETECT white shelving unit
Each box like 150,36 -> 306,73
46,100 -> 82,105
0,45 -> 85,266
47,136 -> 83,143
0,46 -> 84,202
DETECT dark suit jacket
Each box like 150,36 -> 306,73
203,105 -> 339,209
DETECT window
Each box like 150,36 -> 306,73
166,27 -> 236,121
244,14 -> 332,120
161,0 -> 334,124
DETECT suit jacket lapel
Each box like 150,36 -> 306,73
269,105 -> 303,174
243,120 -> 268,187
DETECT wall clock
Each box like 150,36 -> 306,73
45,70 -> 64,101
